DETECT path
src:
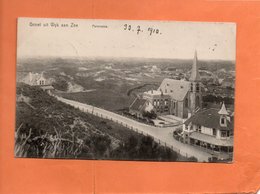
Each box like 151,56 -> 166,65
55,95 -> 212,162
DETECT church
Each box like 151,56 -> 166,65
130,51 -> 202,119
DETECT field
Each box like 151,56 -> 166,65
17,56 -> 235,112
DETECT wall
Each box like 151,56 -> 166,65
201,126 -> 213,136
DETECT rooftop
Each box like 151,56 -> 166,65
159,78 -> 190,101
129,98 -> 147,112
218,102 -> 229,115
144,90 -> 162,96
185,108 -> 234,130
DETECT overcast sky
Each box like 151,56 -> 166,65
17,18 -> 236,61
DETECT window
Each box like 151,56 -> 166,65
190,83 -> 193,92
195,96 -> 200,107
198,128 -> 201,133
185,98 -> 188,108
221,117 -> 225,124
213,128 -> 216,136
221,131 -> 227,137
196,83 -> 200,92
170,90 -> 173,93
161,99 -> 164,105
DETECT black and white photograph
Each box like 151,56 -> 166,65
16,18 -> 236,162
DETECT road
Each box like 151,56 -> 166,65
55,96 -> 212,162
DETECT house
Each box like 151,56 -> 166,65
142,89 -> 171,115
19,72 -> 55,94
129,98 -> 153,119
131,51 -> 202,119
22,72 -> 47,86
182,102 -> 234,160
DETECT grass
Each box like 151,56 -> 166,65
59,89 -> 135,111
16,83 -> 185,161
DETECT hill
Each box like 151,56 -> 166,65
15,83 -> 184,161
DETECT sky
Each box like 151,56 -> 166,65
17,18 -> 236,61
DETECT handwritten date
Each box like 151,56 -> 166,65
123,24 -> 161,36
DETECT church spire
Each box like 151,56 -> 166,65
189,50 -> 200,81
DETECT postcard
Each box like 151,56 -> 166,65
16,18 -> 236,162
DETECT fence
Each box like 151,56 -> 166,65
57,96 -> 197,160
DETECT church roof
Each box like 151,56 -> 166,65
189,50 -> 201,81
184,108 -> 234,131
158,78 -> 190,101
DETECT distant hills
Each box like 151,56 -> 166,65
17,56 -> 235,73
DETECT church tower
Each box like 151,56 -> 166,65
189,50 -> 202,114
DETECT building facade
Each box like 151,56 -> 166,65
23,72 -> 47,86
132,51 -> 202,119
182,102 -> 234,160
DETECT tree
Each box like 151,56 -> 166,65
138,136 -> 154,159
52,79 -> 68,91
142,110 -> 157,119
91,134 -> 111,157
125,135 -> 138,158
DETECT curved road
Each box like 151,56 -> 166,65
55,96 -> 212,162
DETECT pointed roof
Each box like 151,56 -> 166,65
189,50 -> 201,81
218,102 -> 229,115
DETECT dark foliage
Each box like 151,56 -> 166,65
111,135 -> 178,161
142,110 -> 157,119
52,79 -> 68,91
202,94 -> 234,105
